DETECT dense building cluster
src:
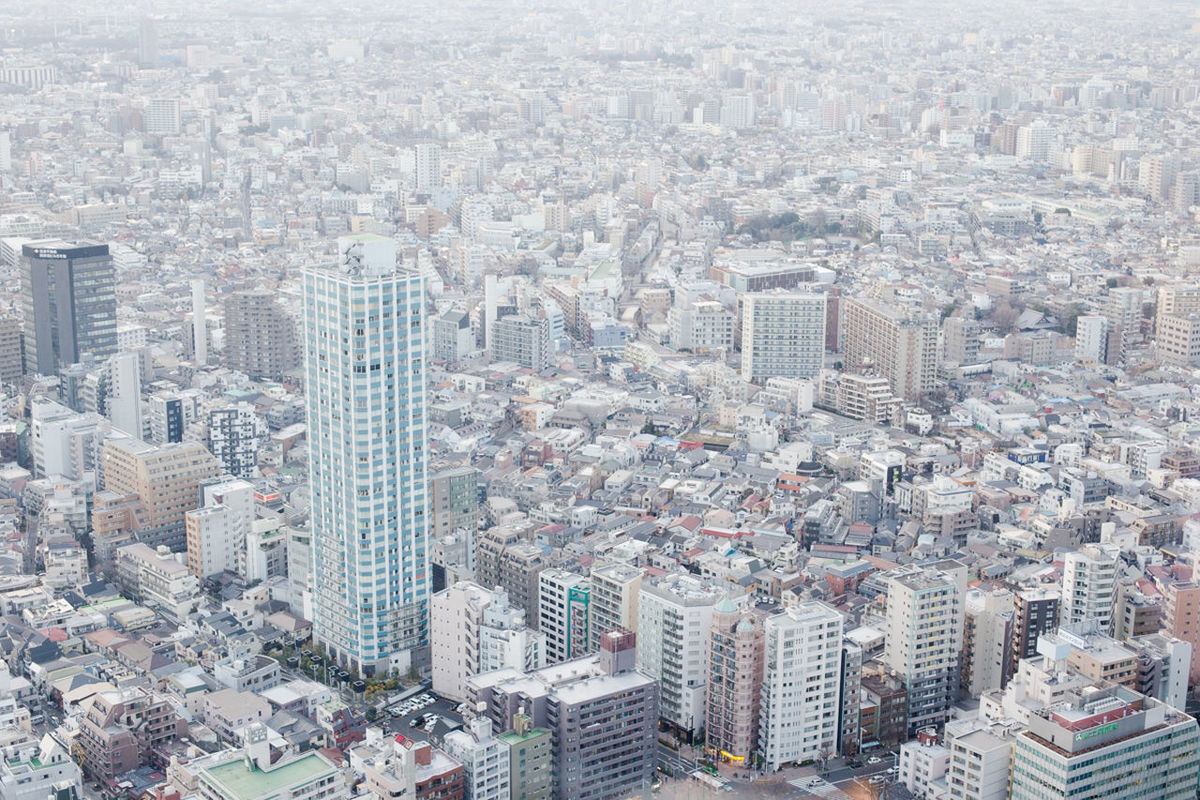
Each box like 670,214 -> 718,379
0,1 -> 1199,800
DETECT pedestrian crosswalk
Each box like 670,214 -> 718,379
788,776 -> 852,798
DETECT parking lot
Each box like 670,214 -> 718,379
381,693 -> 464,741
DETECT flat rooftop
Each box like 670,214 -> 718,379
202,751 -> 333,800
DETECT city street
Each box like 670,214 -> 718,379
824,756 -> 897,785
655,741 -> 701,777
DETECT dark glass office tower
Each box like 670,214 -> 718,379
21,241 -> 117,376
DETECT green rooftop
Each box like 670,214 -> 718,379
498,727 -> 551,745
77,597 -> 133,615
202,752 -> 335,800
588,256 -> 619,282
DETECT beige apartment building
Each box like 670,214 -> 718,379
1157,312 -> 1200,367
102,437 -> 220,553
841,297 -> 939,401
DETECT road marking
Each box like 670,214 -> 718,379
789,777 -> 852,798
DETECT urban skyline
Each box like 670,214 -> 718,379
0,1 -> 1199,800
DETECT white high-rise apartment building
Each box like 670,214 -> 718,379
491,313 -> 552,372
538,568 -> 591,664
1138,152 -> 1181,202
146,389 -> 202,444
883,560 -> 967,735
740,292 -> 827,382
460,197 -> 493,242
108,352 -> 143,437
1015,121 -> 1052,162
719,93 -> 756,129
191,279 -> 207,365
636,574 -> 721,740
588,562 -> 643,650
303,234 -> 429,676
206,477 -> 254,571
668,300 -> 734,353
415,143 -> 441,192
30,398 -> 104,481
185,477 -> 254,580
759,601 -> 844,771
479,593 -> 544,670
1060,543 -> 1118,630
1105,287 -> 1143,364
145,98 -> 182,136
443,718 -> 511,800
943,718 -> 1021,800
208,402 -> 268,478
185,505 -> 234,579
962,587 -> 1015,697
1074,315 -> 1108,363
431,581 -> 544,703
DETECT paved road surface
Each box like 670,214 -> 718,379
825,760 -> 895,784
656,741 -> 701,776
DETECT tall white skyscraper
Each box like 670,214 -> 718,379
483,273 -> 500,350
759,601 -> 844,770
108,352 -> 142,437
191,279 -> 207,365
303,234 -> 429,676
138,17 -> 159,68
